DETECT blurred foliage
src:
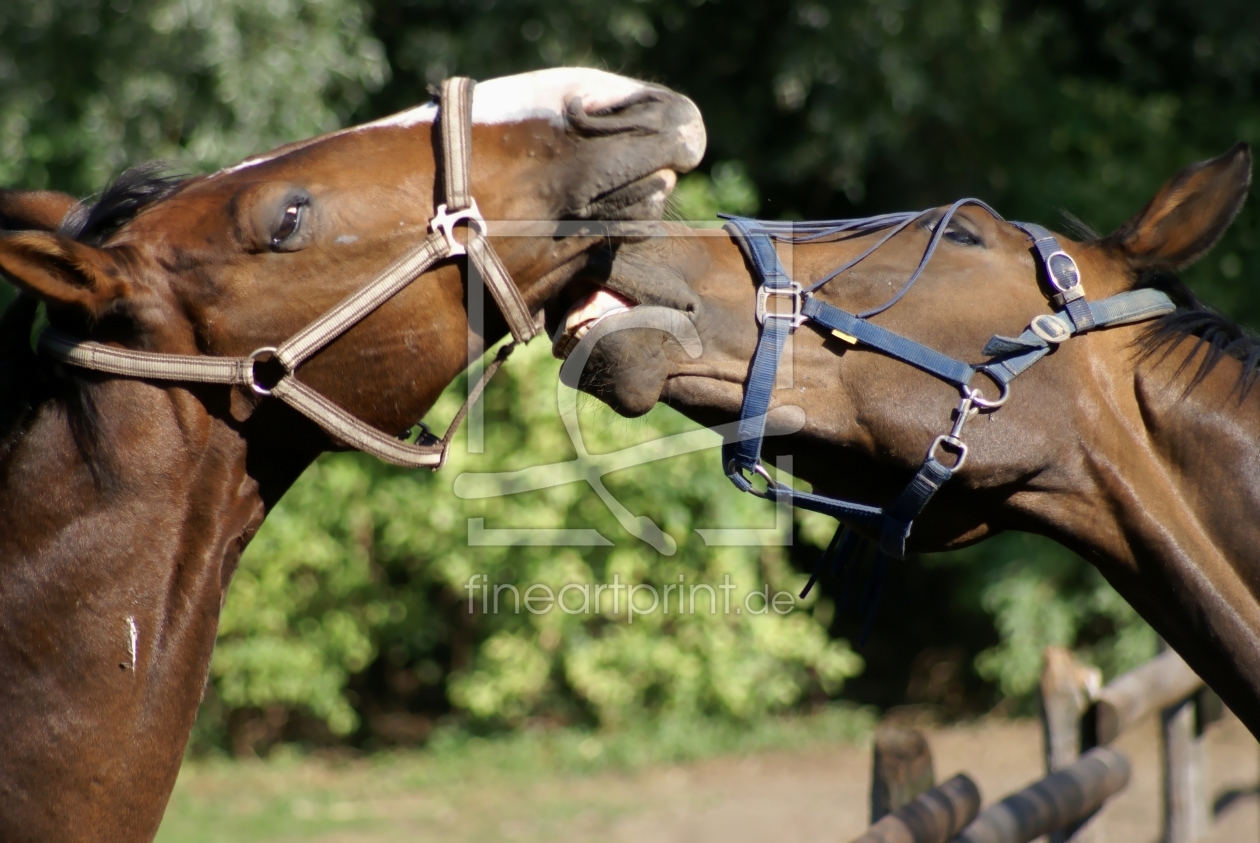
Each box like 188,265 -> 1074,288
668,160 -> 760,224
3,0 -> 1259,743
200,341 -> 861,748
0,0 -> 385,194
934,536 -> 1158,700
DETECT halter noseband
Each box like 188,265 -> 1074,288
720,204 -> 1175,625
37,78 -> 539,469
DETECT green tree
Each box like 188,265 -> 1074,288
0,0 -> 385,194
361,0 -> 1257,710
208,338 -> 862,746
5,0 -> 1259,738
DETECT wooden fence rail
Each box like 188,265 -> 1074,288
1091,647 -> 1204,744
855,773 -> 981,843
1041,644 -> 1223,843
850,644 -> 1237,843
954,748 -> 1130,843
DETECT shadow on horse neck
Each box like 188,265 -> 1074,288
0,67 -> 704,841
567,143 -> 1260,739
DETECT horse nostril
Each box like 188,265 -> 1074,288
565,91 -> 668,137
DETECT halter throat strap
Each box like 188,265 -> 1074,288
38,77 -> 539,469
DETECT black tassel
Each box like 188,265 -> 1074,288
836,534 -> 867,614
799,526 -> 866,599
800,526 -> 845,598
857,552 -> 890,648
798,526 -> 890,648
830,528 -> 861,578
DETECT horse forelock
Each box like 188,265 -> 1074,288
60,162 -> 188,245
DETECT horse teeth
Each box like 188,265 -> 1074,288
552,287 -> 637,359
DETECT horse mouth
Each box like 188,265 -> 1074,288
551,285 -> 639,359
575,168 -> 678,220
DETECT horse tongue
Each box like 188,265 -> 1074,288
552,287 -> 636,359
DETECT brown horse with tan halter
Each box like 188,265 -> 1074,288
0,67 -> 703,840
556,145 -> 1260,738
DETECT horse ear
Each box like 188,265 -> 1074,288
0,232 -> 127,316
0,189 -> 78,232
1105,143 -> 1251,270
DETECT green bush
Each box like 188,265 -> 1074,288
6,0 -> 1259,742
937,534 -> 1158,700
207,341 -> 862,740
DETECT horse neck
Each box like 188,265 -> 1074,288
1026,337 -> 1260,738
0,323 -> 314,839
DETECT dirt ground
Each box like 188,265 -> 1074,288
545,714 -> 1259,843
159,712 -> 1260,842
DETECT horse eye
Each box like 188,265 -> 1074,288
944,227 -> 978,246
271,202 -> 304,247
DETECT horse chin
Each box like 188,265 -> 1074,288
550,231 -> 712,418
575,169 -> 677,221
572,325 -> 671,417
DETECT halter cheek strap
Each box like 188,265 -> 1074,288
720,211 -> 1176,594
38,77 -> 539,470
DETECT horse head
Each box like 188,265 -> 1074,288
0,67 -> 702,842
0,67 -> 704,450
561,145 -> 1260,739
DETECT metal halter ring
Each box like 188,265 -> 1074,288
246,346 -> 282,396
430,198 -> 486,257
928,434 -> 969,471
967,368 -> 1011,409
727,460 -> 779,499
756,282 -> 805,327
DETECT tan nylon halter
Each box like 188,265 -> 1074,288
37,77 -> 539,469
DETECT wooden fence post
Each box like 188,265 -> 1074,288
1040,647 -> 1101,843
1157,639 -> 1209,843
871,727 -> 936,823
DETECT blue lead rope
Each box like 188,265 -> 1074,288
717,210 -> 1176,641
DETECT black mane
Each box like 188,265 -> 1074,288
0,293 -> 52,460
1,163 -> 186,452
59,162 -> 186,245
1135,269 -> 1260,398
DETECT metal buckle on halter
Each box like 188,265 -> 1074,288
399,420 -> 442,445
1030,313 -> 1072,344
755,282 -> 804,327
430,198 -> 486,257
1044,250 -> 1085,305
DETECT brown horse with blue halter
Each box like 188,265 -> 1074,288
0,68 -> 703,841
558,144 -> 1260,737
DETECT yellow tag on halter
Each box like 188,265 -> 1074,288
830,329 -> 858,344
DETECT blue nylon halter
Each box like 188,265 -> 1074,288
719,202 -> 1176,631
